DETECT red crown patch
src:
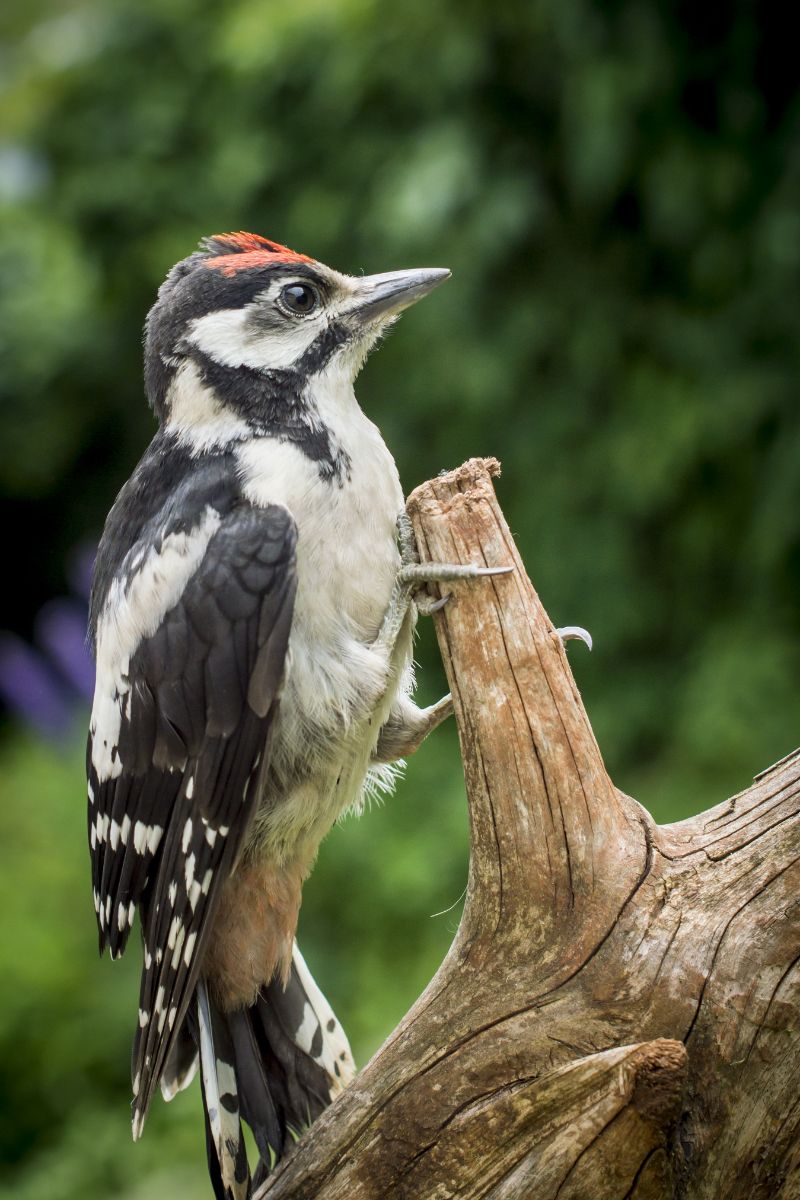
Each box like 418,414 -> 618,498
201,231 -> 314,276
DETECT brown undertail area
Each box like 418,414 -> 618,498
202,856 -> 308,1010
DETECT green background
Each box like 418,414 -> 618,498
1,1 -> 798,1196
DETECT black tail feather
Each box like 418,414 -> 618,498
228,1008 -> 284,1164
152,944 -> 355,1198
160,1020 -> 198,1102
251,987 -> 332,1129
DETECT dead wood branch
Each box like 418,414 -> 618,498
256,458 -> 800,1200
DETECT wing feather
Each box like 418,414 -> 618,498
87,495 -> 296,1130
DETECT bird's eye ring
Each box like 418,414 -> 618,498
279,283 -> 318,316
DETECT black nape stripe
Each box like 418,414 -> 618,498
192,352 -> 351,485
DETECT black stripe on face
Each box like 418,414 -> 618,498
294,321 -> 350,375
191,352 -> 351,485
145,258 -> 337,418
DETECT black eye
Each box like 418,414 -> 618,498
280,283 -> 317,315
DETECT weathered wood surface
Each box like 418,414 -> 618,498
257,458 -> 800,1200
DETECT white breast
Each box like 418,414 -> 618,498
237,370 -> 403,645
237,366 -> 405,751
237,369 -> 413,862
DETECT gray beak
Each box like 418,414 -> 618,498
349,267 -> 451,324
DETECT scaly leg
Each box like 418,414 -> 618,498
371,519 -> 592,764
371,516 -> 511,763
373,514 -> 513,660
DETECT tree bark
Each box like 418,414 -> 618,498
256,458 -> 800,1200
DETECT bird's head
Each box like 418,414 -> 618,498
144,232 -> 450,434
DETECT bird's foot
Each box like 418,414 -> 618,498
372,693 -> 455,762
376,541 -> 513,655
406,560 -> 513,619
414,591 -> 449,617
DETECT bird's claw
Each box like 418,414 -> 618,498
400,561 -> 513,619
555,625 -> 593,651
377,514 -> 514,650
415,592 -> 450,616
397,562 -> 514,587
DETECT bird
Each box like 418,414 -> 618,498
86,231 -> 510,1199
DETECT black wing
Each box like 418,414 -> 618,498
87,497 -> 296,1135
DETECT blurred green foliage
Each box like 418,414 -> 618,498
1,0 -> 799,1196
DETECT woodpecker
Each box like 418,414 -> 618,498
87,232 -> 509,1198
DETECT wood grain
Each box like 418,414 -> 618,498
255,458 -> 800,1200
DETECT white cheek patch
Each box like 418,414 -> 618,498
186,304 -> 322,371
166,361 -> 250,451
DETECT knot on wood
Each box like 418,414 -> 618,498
630,1039 -> 687,1127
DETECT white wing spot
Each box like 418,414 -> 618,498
170,925 -> 186,969
183,931 -> 197,966
168,916 -> 183,950
139,1009 -> 150,1028
182,819 -> 193,853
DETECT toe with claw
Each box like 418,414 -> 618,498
377,514 -> 513,653
555,625 -> 593,651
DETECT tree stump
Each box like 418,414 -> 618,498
256,458 -> 800,1200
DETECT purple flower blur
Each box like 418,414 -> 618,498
0,542 -> 96,740
36,599 -> 95,702
0,634 -> 75,739
68,541 -> 96,603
